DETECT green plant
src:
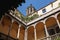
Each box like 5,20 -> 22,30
25,17 -> 30,21
33,14 -> 39,18
20,15 -> 25,21
19,13 -> 39,22
55,37 -> 60,40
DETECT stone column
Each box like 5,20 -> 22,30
24,28 -> 28,40
42,21 -> 50,40
8,19 -> 14,40
44,24 -> 50,40
17,25 -> 21,39
34,26 -> 37,40
8,19 -> 14,35
44,24 -> 49,37
55,16 -> 60,28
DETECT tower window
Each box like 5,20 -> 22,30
42,8 -> 46,13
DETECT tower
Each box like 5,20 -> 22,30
26,4 -> 36,16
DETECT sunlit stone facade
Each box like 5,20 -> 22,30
0,0 -> 60,40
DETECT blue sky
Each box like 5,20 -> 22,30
17,0 -> 55,16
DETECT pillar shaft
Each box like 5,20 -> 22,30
43,21 -> 49,37
8,19 -> 14,35
44,25 -> 49,37
42,20 -> 50,40
55,18 -> 60,28
17,25 -> 21,39
33,24 -> 37,40
24,29 -> 27,40
34,28 -> 37,40
7,19 -> 14,40
44,24 -> 51,40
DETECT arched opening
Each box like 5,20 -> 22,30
27,26 -> 35,40
19,25 -> 25,40
1,15 -> 11,26
35,22 -> 45,40
45,17 -> 60,35
10,21 -> 19,39
57,13 -> 60,23
0,15 -> 12,35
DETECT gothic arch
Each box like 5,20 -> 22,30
57,13 -> 60,23
45,17 -> 57,28
1,15 -> 12,26
10,21 -> 19,38
19,25 -> 25,40
27,26 -> 35,40
0,15 -> 12,35
12,21 -> 19,31
35,22 -> 45,39
45,17 -> 60,35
